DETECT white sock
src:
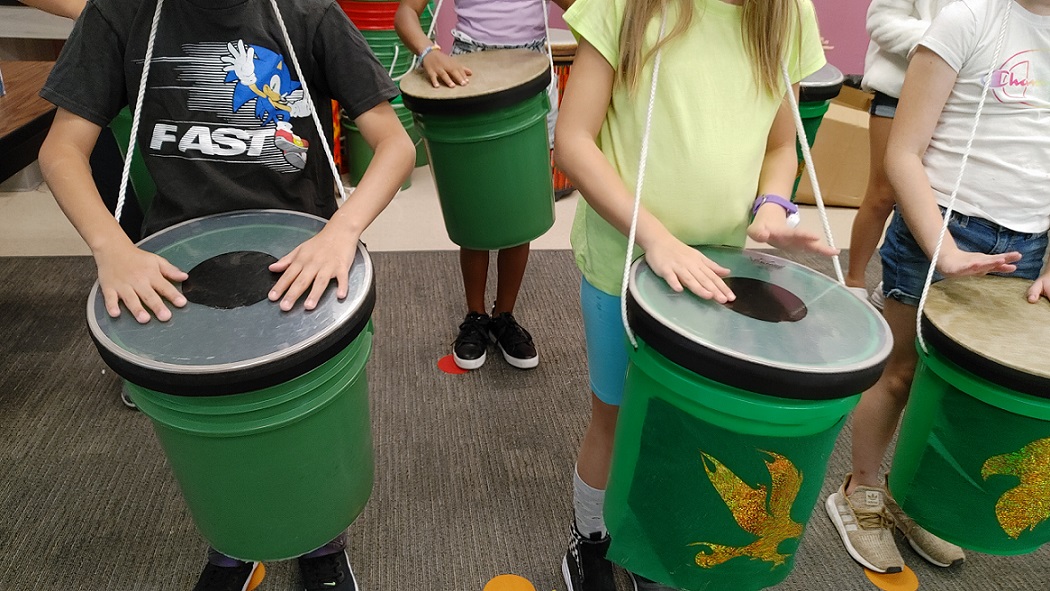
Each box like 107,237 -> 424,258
573,465 -> 607,537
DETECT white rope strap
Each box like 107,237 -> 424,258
114,0 -> 164,223
916,0 -> 1012,354
268,0 -> 347,203
540,0 -> 557,94
782,63 -> 844,284
620,12 -> 669,349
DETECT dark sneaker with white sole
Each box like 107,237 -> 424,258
299,550 -> 359,591
489,311 -> 538,369
453,312 -> 490,370
628,571 -> 677,590
562,524 -> 616,591
193,561 -> 265,591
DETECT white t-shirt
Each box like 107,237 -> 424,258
919,0 -> 1050,233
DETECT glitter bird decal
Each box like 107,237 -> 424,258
689,451 -> 804,568
981,437 -> 1050,539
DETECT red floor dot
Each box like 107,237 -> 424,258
438,354 -> 469,374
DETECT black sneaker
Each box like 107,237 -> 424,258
299,550 -> 358,591
489,311 -> 538,369
562,524 -> 616,591
628,571 -> 677,590
453,312 -> 490,370
193,561 -> 265,591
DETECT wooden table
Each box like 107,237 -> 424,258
0,60 -> 56,183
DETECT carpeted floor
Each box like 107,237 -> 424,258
0,250 -> 1047,591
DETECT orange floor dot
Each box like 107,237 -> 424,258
483,574 -> 536,591
437,354 -> 469,374
864,566 -> 919,591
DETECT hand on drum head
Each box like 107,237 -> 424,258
421,51 -> 472,88
747,209 -> 839,257
267,225 -> 359,312
1026,274 -> 1050,303
96,242 -> 188,323
644,236 -> 736,303
936,248 -> 1021,279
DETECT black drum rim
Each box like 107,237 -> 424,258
626,250 -> 891,400
85,210 -> 375,396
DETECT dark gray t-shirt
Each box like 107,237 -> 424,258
42,0 -> 398,236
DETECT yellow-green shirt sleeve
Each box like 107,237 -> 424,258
789,0 -> 828,84
562,0 -> 626,68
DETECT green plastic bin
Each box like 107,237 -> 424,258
607,247 -> 891,591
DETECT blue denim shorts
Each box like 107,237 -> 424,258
580,277 -> 629,406
879,208 -> 1047,306
869,90 -> 899,118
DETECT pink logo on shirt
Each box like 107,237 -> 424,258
986,50 -> 1046,104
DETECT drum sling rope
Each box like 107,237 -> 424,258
115,0 -> 350,224
916,0 -> 1012,354
619,9 -> 843,347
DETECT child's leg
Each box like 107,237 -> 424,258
847,112 -> 896,289
493,242 -> 530,314
574,394 -> 619,534
460,247 -> 490,313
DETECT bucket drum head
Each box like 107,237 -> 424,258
87,210 -> 375,396
799,62 -> 844,103
399,48 -> 551,115
628,246 -> 891,400
922,276 -> 1050,397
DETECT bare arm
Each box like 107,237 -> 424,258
553,40 -> 734,302
40,108 -> 188,322
866,0 -> 936,58
394,0 -> 471,87
551,0 -> 575,13
886,46 -> 1021,276
268,101 -> 414,311
18,0 -> 84,19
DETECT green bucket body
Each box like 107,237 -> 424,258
792,99 -> 830,199
889,343 -> 1050,555
605,338 -> 858,591
343,100 -> 420,187
127,326 -> 375,561
414,92 -> 555,250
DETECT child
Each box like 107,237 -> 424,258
553,0 -> 833,588
394,0 -> 573,371
38,0 -> 414,589
826,0 -> 1050,574
846,0 -> 956,307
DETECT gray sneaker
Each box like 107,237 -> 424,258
884,487 -> 965,567
825,473 -> 904,573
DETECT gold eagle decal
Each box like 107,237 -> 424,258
981,437 -> 1050,539
690,451 -> 803,568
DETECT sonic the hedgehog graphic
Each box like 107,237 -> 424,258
221,40 -> 312,169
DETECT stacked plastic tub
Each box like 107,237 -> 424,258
339,0 -> 433,187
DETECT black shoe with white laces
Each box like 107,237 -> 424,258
192,561 -> 265,591
489,311 -> 538,369
562,524 -> 616,591
453,312 -> 490,370
298,550 -> 358,591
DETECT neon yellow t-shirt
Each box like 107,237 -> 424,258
563,0 -> 826,295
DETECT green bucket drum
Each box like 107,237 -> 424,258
607,247 -> 891,591
87,210 -> 376,561
400,49 -> 555,250
890,276 -> 1050,554
794,62 -> 843,199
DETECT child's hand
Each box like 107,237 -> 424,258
1026,274 -> 1050,303
747,209 -> 839,256
421,52 -> 472,88
936,248 -> 1021,278
268,225 -> 360,312
644,236 -> 735,303
96,243 -> 188,323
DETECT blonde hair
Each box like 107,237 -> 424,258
617,0 -> 801,95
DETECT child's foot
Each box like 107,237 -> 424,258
884,484 -> 965,567
119,382 -> 138,410
489,311 -> 538,369
562,523 -> 615,591
825,473 -> 904,573
298,549 -> 358,591
193,561 -> 265,591
453,312 -> 490,370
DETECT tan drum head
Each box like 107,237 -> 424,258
399,48 -> 550,106
924,276 -> 1050,383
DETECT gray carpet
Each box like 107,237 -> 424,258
0,250 -> 1047,591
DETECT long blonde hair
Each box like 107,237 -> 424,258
617,0 -> 801,95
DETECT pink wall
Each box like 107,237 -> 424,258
435,1 -> 869,75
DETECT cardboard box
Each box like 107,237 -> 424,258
795,100 -> 870,209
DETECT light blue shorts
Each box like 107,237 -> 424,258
580,277 -> 629,406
